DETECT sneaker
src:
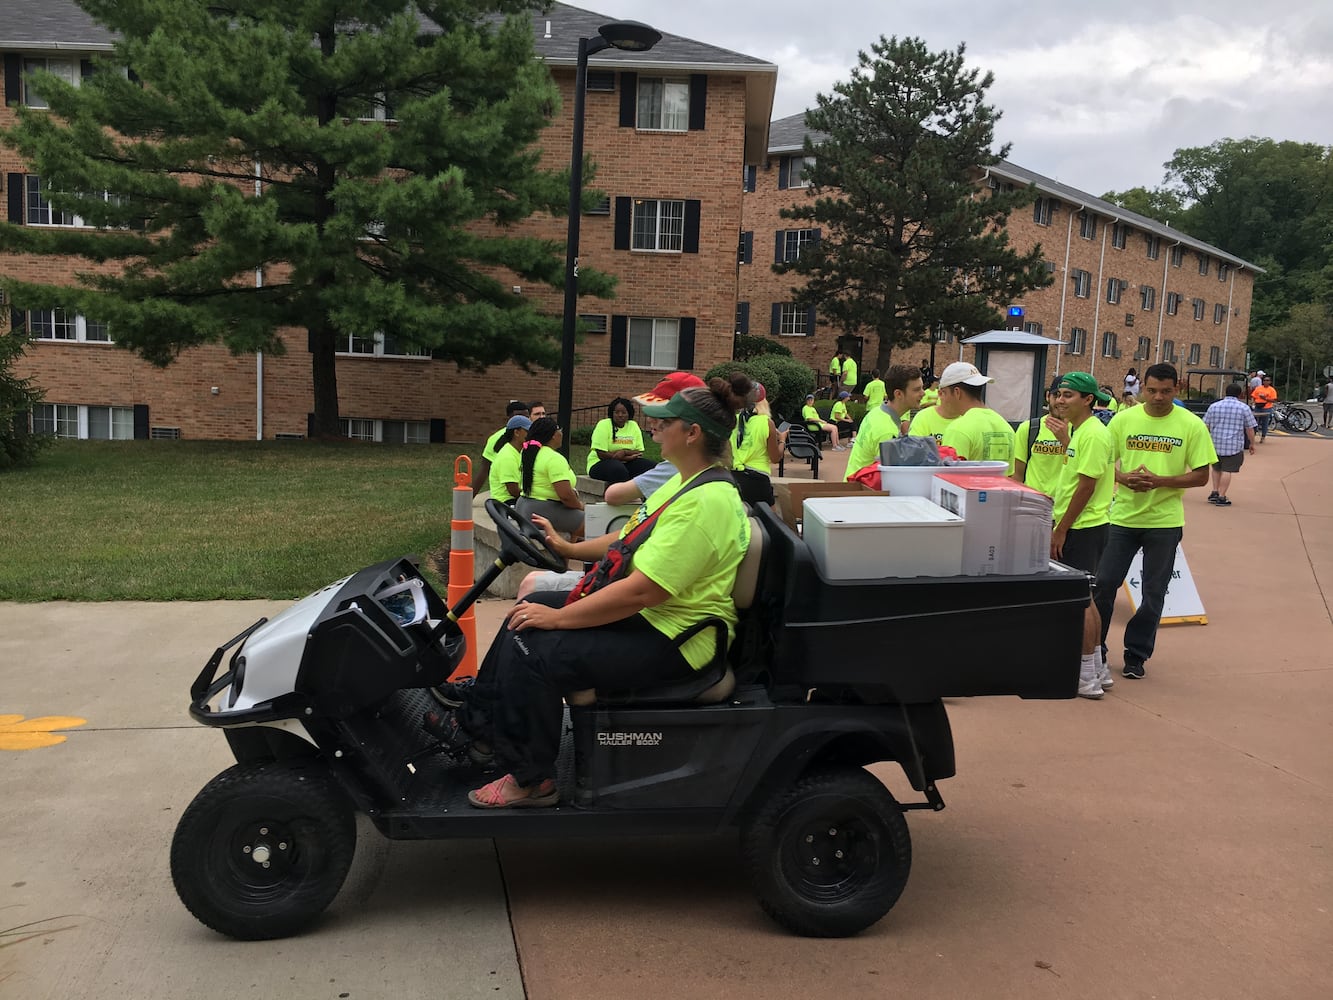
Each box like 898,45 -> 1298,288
1207,491 -> 1219,501
1214,497 -> 1232,506
833,445 -> 847,451
1099,663 -> 1114,689
429,676 -> 475,708
1122,662 -> 1146,680
1077,676 -> 1104,699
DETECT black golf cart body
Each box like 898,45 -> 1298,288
1179,368 -> 1247,415
175,501 -> 1090,939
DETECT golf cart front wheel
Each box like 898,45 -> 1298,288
742,767 -> 911,937
170,761 -> 355,940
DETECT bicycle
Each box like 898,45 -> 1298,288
1271,400 -> 1315,433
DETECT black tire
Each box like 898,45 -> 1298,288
741,767 -> 911,937
1289,406 -> 1315,432
170,761 -> 356,940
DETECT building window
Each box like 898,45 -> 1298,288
1210,346 -> 1221,366
631,198 -> 685,252
1100,331 -> 1117,358
32,402 -> 133,439
1072,269 -> 1091,298
782,228 -> 817,263
777,304 -> 809,337
1146,235 -> 1161,260
1078,211 -> 1097,240
22,57 -> 80,109
1170,246 -> 1184,268
1163,339 -> 1176,362
1192,298 -> 1206,321
779,155 -> 816,190
1188,343 -> 1201,364
1022,321 -> 1043,336
337,418 -> 429,443
1135,336 -> 1152,360
1213,303 -> 1226,324
1217,262 -> 1231,281
627,317 -> 679,368
336,332 -> 428,357
636,77 -> 690,132
1033,197 -> 1054,226
1106,278 -> 1124,305
28,309 -> 110,342
1111,223 -> 1128,249
1198,253 -> 1209,276
1140,286 -> 1156,311
1067,327 -> 1086,355
26,176 -> 78,227
1166,292 -> 1182,316
342,418 -> 376,441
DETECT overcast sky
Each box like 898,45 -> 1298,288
599,0 -> 1333,197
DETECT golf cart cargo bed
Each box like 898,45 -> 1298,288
753,506 -> 1088,702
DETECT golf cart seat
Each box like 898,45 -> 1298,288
566,516 -> 765,707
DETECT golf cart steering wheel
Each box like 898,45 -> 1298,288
485,499 -> 570,573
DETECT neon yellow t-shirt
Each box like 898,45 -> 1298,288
1053,417 -> 1114,529
801,404 -> 822,425
830,400 -> 851,423
631,470 -> 751,670
1013,417 -> 1066,498
488,441 -> 522,500
587,418 -> 645,473
731,413 -> 771,475
484,427 -> 507,458
828,356 -> 841,376
941,407 -> 1015,474
919,388 -> 940,409
863,379 -> 886,409
841,358 -> 859,389
523,445 -> 576,501
1107,405 -> 1218,528
844,405 -> 899,481
908,405 -> 955,444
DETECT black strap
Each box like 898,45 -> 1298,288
1020,416 -> 1041,484
619,466 -> 735,555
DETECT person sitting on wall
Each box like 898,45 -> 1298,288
476,399 -> 530,488
801,393 -> 842,449
588,397 -> 656,483
487,415 -> 530,504
516,417 -> 585,541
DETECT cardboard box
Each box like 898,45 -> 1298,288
931,474 -> 1053,576
803,496 -> 964,579
771,480 -> 888,533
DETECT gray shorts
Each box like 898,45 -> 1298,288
515,497 -> 585,536
527,569 -> 584,593
1214,452 -> 1244,474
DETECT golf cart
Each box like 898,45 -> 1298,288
1179,368 -> 1247,415
171,499 -> 1090,940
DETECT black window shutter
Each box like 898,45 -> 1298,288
4,55 -> 21,106
778,157 -> 790,190
7,173 -> 24,223
610,315 -> 628,367
805,305 -> 817,336
127,67 -> 141,86
812,228 -> 822,246
307,413 -> 316,437
744,165 -> 756,193
682,200 -> 701,254
11,308 -> 25,332
770,303 -> 781,335
688,75 -> 707,130
737,302 -> 750,334
742,231 -> 753,264
618,73 -> 637,127
613,197 -> 631,250
775,230 -> 785,264
307,330 -> 316,352
80,59 -> 94,81
677,318 -> 696,369
429,418 -> 446,443
132,404 -> 149,440
1033,199 -> 1041,223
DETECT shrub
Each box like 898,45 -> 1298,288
733,333 -> 793,360
703,356 -> 813,423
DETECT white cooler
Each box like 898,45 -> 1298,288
803,496 -> 964,580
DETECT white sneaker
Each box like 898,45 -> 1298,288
1099,664 -> 1114,689
1078,654 -> 1103,699
1078,676 -> 1104,699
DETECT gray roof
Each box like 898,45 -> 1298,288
0,0 -> 114,49
766,110 -> 1262,274
962,330 -> 1067,347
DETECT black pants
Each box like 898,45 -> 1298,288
1093,525 -> 1182,668
589,457 -> 657,483
462,591 -> 692,785
733,468 -> 775,506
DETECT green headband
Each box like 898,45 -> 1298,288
641,392 -> 732,438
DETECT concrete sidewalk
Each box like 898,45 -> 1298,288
1,434 -> 1329,1000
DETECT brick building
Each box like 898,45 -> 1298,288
1,1 -> 776,442
740,111 -> 1259,393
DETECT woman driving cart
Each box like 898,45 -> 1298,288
461,375 -> 753,808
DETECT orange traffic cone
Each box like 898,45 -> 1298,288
447,455 -> 479,679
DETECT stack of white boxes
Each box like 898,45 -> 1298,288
802,496 -> 965,579
930,474 -> 1053,576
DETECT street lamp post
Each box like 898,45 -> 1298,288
557,21 -> 661,456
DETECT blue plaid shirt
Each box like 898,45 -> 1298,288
1203,397 -> 1256,455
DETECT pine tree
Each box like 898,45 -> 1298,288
775,37 -> 1051,371
0,0 -> 611,435
0,331 -> 48,470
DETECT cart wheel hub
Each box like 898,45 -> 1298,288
252,844 -> 272,864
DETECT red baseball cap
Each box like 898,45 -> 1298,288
634,371 -> 704,405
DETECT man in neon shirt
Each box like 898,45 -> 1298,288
862,370 -> 886,410
1093,363 -> 1217,680
843,364 -> 924,481
937,361 -> 1015,474
1012,381 -> 1065,497
840,351 -> 859,396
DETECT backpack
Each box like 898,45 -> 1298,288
564,467 -> 736,605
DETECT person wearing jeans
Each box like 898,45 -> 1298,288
1093,363 -> 1217,679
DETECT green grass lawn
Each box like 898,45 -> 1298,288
0,439 -> 592,602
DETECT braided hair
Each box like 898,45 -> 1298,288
520,416 -> 560,496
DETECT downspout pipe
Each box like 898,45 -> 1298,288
1222,266 -> 1238,368
1154,239 -> 1182,366
255,157 -> 264,441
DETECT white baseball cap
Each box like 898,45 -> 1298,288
938,361 -> 993,388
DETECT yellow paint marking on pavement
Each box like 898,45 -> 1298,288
0,714 -> 87,750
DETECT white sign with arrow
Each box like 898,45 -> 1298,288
1121,543 -> 1208,625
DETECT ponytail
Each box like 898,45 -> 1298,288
520,416 -> 559,496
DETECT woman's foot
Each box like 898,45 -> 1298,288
468,773 -> 559,809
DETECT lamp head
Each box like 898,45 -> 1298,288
598,20 -> 661,51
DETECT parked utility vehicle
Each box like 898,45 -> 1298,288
171,500 -> 1089,940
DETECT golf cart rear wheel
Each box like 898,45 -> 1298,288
742,767 -> 911,937
171,761 -> 355,940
